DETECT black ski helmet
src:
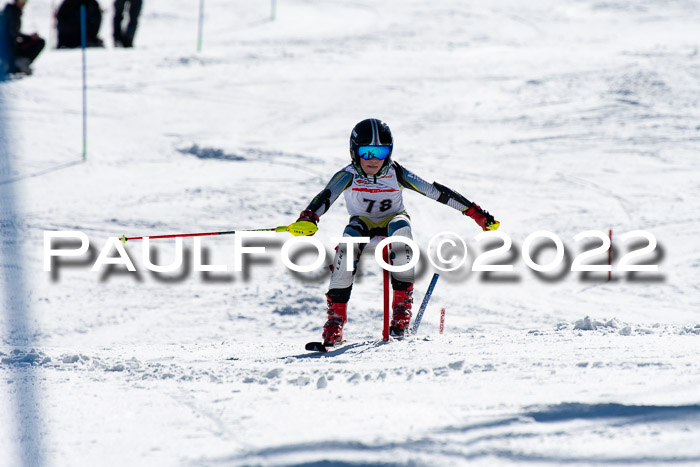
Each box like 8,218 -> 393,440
349,118 -> 393,175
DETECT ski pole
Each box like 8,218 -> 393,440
411,273 -> 439,335
120,220 -> 317,243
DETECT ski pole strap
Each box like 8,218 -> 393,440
411,273 -> 440,335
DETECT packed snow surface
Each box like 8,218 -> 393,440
2,0 -> 700,465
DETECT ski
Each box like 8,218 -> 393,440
305,341 -> 329,352
389,327 -> 407,340
303,337 -> 410,356
305,341 -> 345,353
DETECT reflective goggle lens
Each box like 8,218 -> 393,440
358,146 -> 391,160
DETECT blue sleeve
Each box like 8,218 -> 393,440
304,168 -> 353,217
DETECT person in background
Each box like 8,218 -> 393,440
0,0 -> 45,76
113,0 -> 141,48
56,0 -> 103,48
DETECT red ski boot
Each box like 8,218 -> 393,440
322,294 -> 347,346
390,284 -> 413,337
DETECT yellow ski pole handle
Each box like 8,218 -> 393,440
282,221 -> 318,237
121,222 -> 318,243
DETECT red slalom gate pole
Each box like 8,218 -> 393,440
440,307 -> 445,334
608,229 -> 613,281
383,245 -> 390,342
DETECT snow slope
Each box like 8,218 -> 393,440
2,0 -> 700,465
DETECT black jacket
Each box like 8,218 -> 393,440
57,0 -> 102,48
3,4 -> 24,43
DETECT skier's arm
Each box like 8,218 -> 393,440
296,169 -> 353,227
393,162 -> 499,231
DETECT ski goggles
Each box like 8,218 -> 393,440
358,146 -> 391,160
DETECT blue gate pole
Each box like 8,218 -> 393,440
411,273 -> 440,335
197,0 -> 205,52
0,59 -> 44,467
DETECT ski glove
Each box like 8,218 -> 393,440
463,203 -> 499,231
297,209 -> 319,224
293,209 -> 320,236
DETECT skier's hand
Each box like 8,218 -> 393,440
463,204 -> 499,231
293,210 -> 320,236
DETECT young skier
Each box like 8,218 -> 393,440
296,118 -> 499,346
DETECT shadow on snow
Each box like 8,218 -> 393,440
202,403 -> 700,465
